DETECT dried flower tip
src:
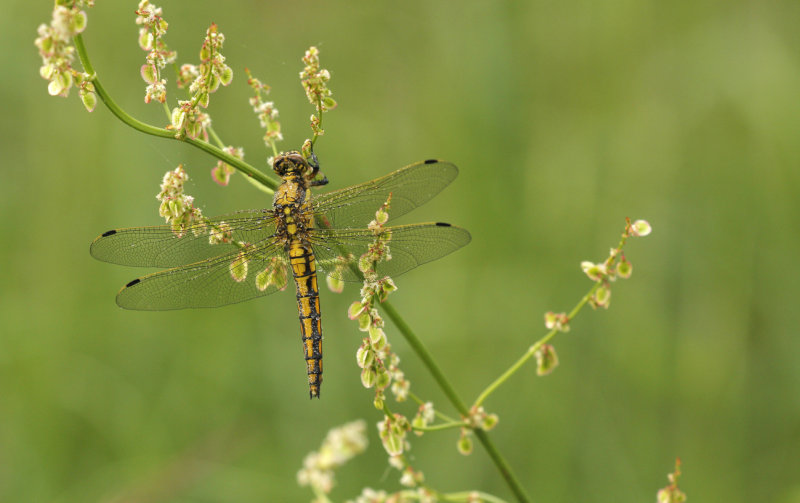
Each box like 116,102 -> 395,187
135,1 -> 176,105
246,68 -> 283,149
300,46 -> 337,112
657,459 -> 686,503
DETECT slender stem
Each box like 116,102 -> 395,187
381,301 -> 531,503
73,34 -> 278,191
473,282 -> 602,407
381,301 -> 469,414
413,421 -> 467,432
442,491 -> 509,503
408,391 -> 459,423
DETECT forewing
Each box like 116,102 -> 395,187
90,209 -> 276,268
310,222 -> 471,282
312,160 -> 458,229
116,241 -> 289,310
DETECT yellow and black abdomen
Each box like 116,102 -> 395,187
288,241 -> 323,398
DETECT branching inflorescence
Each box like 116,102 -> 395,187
36,3 -> 662,502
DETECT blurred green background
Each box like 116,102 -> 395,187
3,0 -> 799,501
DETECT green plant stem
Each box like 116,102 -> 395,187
473,281 -> 602,407
443,491 -> 509,503
413,421 -> 467,432
73,34 -> 278,191
381,301 -> 531,503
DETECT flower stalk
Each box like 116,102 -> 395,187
71,33 -> 276,191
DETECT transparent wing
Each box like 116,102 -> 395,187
115,241 -> 289,310
312,160 -> 458,229
310,222 -> 471,282
90,209 -> 277,268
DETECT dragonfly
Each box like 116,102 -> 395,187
91,151 -> 471,398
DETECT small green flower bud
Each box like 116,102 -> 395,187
138,28 -> 153,50
229,251 -> 248,282
358,253 -> 374,274
593,285 -> 611,309
376,368 -> 391,390
348,301 -> 366,320
369,325 -> 386,345
326,273 -> 344,293
361,368 -> 376,388
301,140 -> 313,160
382,431 -> 403,456
481,413 -> 499,431
171,107 -> 186,130
356,345 -> 373,369
379,419 -> 405,456
70,10 -> 87,34
322,96 -> 337,110
581,261 -> 607,281
457,432 -> 473,456
544,311 -> 570,332
140,64 -> 156,84
198,92 -> 210,108
400,468 -> 420,488
535,344 -> 559,376
631,219 -> 652,237
255,268 -> 270,292
373,392 -> 384,410
48,71 -> 72,96
40,63 -> 54,80
375,207 -> 389,225
616,258 -> 632,278
411,414 -> 427,433
357,312 -> 371,332
80,89 -> 97,112
219,65 -> 233,86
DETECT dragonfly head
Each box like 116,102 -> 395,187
273,151 -> 310,178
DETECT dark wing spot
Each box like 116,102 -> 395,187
101,229 -> 117,237
424,159 -> 438,164
125,278 -> 141,288
435,222 -> 452,227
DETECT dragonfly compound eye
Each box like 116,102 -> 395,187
273,151 -> 309,177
